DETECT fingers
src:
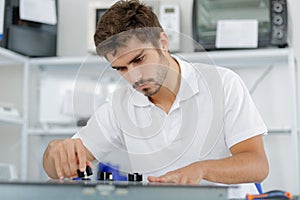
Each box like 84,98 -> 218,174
66,141 -> 78,178
147,176 -> 160,182
86,160 -> 94,170
148,171 -> 200,185
60,144 -> 72,178
148,174 -> 176,183
75,139 -> 87,172
46,138 -> 89,179
47,140 -> 65,179
53,152 -> 63,179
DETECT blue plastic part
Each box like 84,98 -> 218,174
98,163 -> 127,181
255,183 -> 263,194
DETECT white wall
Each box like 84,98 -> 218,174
56,0 -> 88,56
289,0 -> 300,61
289,0 -> 300,193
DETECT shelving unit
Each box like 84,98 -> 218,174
0,47 -> 29,180
0,47 -> 298,180
27,128 -> 76,136
179,48 -> 290,64
182,48 -> 298,138
0,116 -> 24,125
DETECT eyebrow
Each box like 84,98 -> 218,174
111,50 -> 144,69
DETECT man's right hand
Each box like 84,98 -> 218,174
43,138 -> 94,179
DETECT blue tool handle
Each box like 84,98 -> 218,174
246,190 -> 292,200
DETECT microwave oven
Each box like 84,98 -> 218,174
87,0 -> 117,53
192,0 -> 288,51
87,0 -> 160,53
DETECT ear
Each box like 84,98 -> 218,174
159,32 -> 169,52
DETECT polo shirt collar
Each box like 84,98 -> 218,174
175,56 -> 200,102
129,56 -> 200,107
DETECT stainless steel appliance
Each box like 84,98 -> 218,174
192,0 -> 288,51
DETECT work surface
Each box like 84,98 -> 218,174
1,180 -> 228,200
0,180 -> 298,200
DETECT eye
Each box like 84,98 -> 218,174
114,67 -> 127,72
134,55 -> 145,63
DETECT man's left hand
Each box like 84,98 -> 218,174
147,162 -> 205,184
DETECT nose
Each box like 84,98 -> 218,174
128,66 -> 143,83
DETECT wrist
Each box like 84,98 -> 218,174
193,161 -> 209,180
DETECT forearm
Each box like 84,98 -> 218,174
148,135 -> 269,185
199,152 -> 269,184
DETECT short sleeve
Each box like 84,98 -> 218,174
222,69 -> 268,148
72,102 -> 124,161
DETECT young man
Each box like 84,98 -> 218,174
43,0 -> 269,198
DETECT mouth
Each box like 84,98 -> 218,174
137,82 -> 150,90
133,79 -> 155,90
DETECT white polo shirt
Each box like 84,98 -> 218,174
73,57 -> 267,198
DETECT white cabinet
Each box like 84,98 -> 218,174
0,47 -> 299,191
0,47 -> 112,179
0,47 -> 29,179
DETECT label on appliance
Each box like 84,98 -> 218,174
216,19 -> 258,48
159,4 -> 180,52
19,0 -> 57,25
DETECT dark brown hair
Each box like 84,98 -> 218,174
94,0 -> 163,56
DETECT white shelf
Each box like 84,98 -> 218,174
25,127 -> 293,135
0,58 -> 21,66
0,115 -> 24,125
176,48 -> 289,67
268,128 -> 292,134
24,48 -> 290,68
28,127 -> 77,136
0,47 -> 28,62
29,55 -> 108,66
0,46 -> 289,65
0,48 -> 27,66
25,128 -> 293,136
